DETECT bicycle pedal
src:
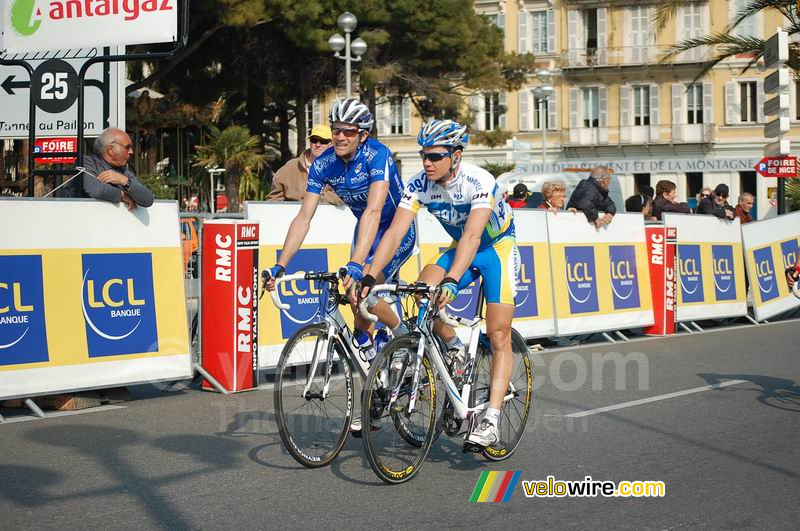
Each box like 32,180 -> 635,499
462,441 -> 485,454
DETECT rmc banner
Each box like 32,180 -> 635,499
662,213 -> 747,322
741,211 -> 800,321
0,199 -> 191,400
1,0 -> 178,54
547,212 -> 654,336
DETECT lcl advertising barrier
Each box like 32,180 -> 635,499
547,212 -> 654,336
201,220 -> 259,392
741,211 -> 800,321
0,199 -> 191,400
644,225 -> 677,335
662,214 -> 747,322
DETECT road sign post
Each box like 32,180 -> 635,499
762,28 -> 790,214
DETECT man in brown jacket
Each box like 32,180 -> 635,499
267,125 -> 343,204
734,192 -> 754,224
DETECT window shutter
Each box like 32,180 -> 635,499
402,97 -> 411,135
548,91 -> 558,130
547,9 -> 556,53
756,80 -> 765,123
499,92 -> 508,130
597,8 -> 607,64
599,86 -> 608,143
498,13 -> 505,31
518,10 -> 528,54
569,87 -> 580,128
312,99 -> 321,126
470,94 -> 483,130
518,89 -> 529,131
568,10 -> 581,65
725,81 -> 739,125
672,84 -> 684,141
620,85 -> 631,142
377,98 -> 391,136
703,82 -> 713,126
650,84 -> 660,140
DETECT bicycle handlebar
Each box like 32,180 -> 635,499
261,271 -> 306,310
358,282 -> 467,327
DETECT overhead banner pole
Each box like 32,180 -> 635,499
762,27 -> 790,215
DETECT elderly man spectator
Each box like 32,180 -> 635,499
696,184 -> 735,220
652,179 -> 691,220
267,125 -> 342,205
73,127 -> 154,211
734,192 -> 755,224
539,180 -> 575,213
566,165 -> 617,228
506,183 -> 530,208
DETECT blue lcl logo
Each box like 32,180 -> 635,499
82,253 -> 158,357
609,245 -> 640,310
678,245 -> 704,303
780,239 -> 798,271
711,245 -> 736,301
564,246 -> 598,314
752,247 -> 780,302
276,248 -> 328,339
0,255 -> 48,366
514,245 -> 538,317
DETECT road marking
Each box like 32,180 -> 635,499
0,405 -> 127,424
561,380 -> 748,418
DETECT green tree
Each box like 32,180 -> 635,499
655,0 -> 800,75
193,125 -> 268,212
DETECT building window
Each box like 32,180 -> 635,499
733,0 -> 756,38
687,172 -> 703,198
533,94 -> 549,129
531,11 -> 548,53
582,87 -> 600,128
389,97 -> 404,134
484,92 -> 501,131
633,85 -> 650,126
687,84 -> 703,124
634,174 -> 651,194
739,81 -> 757,123
584,8 -> 598,51
304,101 -> 314,134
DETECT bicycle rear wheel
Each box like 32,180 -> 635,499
361,335 -> 437,484
274,323 -> 353,468
469,328 -> 532,461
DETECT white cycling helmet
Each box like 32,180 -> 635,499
329,98 -> 374,133
417,119 -> 469,149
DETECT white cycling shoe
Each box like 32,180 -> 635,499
466,419 -> 499,448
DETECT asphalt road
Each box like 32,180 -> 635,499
2,320 -> 799,529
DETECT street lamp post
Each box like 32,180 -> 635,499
328,12 -> 368,98
532,69 -> 554,167
206,166 -> 225,213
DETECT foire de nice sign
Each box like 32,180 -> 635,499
1,0 -> 178,54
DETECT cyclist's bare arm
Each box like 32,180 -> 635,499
265,191 -> 321,290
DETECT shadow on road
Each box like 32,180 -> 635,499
697,373 -> 800,413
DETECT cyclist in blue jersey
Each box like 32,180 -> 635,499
358,119 -> 520,449
264,98 -> 416,371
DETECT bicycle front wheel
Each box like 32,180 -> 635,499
361,334 -> 437,484
469,328 -> 532,461
274,323 -> 353,468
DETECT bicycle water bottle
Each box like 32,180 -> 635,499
354,329 -> 377,361
374,329 -> 390,353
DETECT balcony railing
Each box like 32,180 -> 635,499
562,45 -> 712,69
561,123 -> 715,147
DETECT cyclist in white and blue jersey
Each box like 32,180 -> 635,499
358,119 -> 520,449
265,98 -> 416,358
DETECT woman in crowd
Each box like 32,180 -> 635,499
538,180 -> 575,213
624,193 -> 656,221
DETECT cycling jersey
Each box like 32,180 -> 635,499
398,162 -> 515,249
307,138 -> 404,227
306,137 -> 415,280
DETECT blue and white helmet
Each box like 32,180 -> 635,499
417,119 -> 469,149
329,98 -> 374,133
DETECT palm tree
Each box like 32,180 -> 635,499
194,125 -> 268,212
656,0 -> 800,75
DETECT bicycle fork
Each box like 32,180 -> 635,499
302,323 -> 337,400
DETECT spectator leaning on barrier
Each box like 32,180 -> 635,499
734,192 -> 754,224
72,128 -> 154,211
696,184 -> 735,220
267,125 -> 343,205
539,180 -> 576,213
625,193 -> 656,221
652,179 -> 691,221
566,165 -> 616,228
506,183 -> 530,208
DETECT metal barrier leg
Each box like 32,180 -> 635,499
745,315 -> 760,325
614,330 -> 630,342
193,365 -> 229,395
601,332 -> 617,344
690,321 -> 704,332
679,323 -> 694,334
24,399 -> 46,419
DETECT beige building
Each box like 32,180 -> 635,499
301,1 -> 795,219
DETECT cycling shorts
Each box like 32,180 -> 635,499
353,221 -> 417,282
430,235 -> 519,305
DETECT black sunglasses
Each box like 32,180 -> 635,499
716,192 -> 728,199
419,150 -> 452,162
309,137 -> 331,145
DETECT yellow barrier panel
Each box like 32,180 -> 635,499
741,211 -> 800,321
662,214 -> 747,322
547,212 -> 654,336
0,199 -> 191,400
